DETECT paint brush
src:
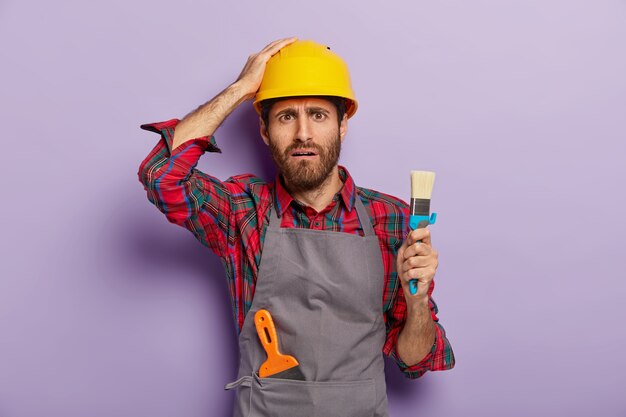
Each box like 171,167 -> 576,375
409,171 -> 438,295
254,309 -> 306,380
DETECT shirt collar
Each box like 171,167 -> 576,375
274,165 -> 356,216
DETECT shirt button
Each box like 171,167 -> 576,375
314,221 -> 320,227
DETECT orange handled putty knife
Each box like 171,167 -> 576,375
254,309 -> 305,380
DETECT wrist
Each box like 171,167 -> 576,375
406,294 -> 430,315
230,80 -> 255,101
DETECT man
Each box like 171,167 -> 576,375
138,37 -> 454,417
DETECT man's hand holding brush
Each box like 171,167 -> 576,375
395,227 -> 438,366
397,227 -> 439,303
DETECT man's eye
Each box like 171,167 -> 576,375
280,114 -> 293,121
313,112 -> 326,120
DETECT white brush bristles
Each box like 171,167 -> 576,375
410,171 -> 436,199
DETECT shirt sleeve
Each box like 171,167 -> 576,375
384,280 -> 456,379
382,231 -> 456,379
137,118 -> 233,257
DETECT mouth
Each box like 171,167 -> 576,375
290,149 -> 318,159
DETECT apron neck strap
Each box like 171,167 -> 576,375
269,186 -> 376,237
353,194 -> 376,237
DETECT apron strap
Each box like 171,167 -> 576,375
268,184 -> 376,237
353,194 -> 376,237
268,187 -> 282,230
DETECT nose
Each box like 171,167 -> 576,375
295,117 -> 313,142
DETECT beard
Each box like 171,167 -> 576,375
268,133 -> 342,193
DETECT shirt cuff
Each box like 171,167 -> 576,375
389,323 -> 441,379
139,118 -> 222,156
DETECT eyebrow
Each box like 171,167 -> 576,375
306,107 -> 330,115
274,107 -> 331,118
274,108 -> 297,118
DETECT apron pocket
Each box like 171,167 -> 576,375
249,372 -> 376,417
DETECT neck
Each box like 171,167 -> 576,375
283,166 -> 343,212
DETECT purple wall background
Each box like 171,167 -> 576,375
1,1 -> 625,416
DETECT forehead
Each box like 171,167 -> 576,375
270,97 -> 336,114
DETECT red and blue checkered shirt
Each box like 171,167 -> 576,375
137,118 -> 455,379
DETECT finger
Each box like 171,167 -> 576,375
407,228 -> 431,246
249,38 -> 295,69
259,38 -> 289,52
246,39 -> 288,64
402,241 -> 431,259
265,36 -> 297,49
242,37 -> 296,76
262,36 -> 298,55
398,256 -> 439,273
403,267 -> 435,282
402,255 -> 431,271
402,252 -> 437,273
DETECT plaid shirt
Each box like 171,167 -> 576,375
137,118 -> 455,379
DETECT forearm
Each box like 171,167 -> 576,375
172,37 -> 300,150
396,295 -> 436,366
172,81 -> 250,151
138,118 -> 233,255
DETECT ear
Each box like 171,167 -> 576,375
259,118 -> 270,146
339,113 -> 348,143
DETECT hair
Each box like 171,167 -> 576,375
259,96 -> 347,130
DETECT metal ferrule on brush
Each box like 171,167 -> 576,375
410,198 -> 430,216
409,198 -> 436,230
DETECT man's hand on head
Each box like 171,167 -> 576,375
235,36 -> 298,100
170,36 -> 297,150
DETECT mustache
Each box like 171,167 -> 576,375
284,143 -> 324,155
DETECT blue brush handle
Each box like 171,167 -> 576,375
408,213 -> 437,295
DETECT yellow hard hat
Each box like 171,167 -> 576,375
253,40 -> 358,118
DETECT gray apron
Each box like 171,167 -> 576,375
224,190 -> 389,417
